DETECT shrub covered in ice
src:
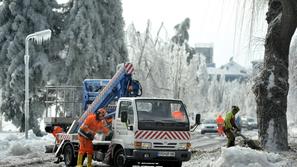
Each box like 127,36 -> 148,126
9,143 -> 31,156
5,133 -> 20,141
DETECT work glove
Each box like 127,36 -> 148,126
86,133 -> 94,140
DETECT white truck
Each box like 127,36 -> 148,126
45,63 -> 200,167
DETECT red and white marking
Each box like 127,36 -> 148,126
125,63 -> 134,74
58,134 -> 71,141
135,130 -> 191,140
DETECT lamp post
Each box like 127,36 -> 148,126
24,29 -> 52,139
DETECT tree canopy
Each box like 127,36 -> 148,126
0,0 -> 127,134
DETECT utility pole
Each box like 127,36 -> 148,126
24,29 -> 52,139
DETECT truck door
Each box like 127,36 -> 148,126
114,100 -> 134,146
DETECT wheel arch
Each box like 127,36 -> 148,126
62,141 -> 79,167
62,141 -> 76,156
112,144 -> 124,159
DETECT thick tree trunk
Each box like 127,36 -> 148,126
253,0 -> 297,151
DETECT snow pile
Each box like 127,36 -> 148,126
213,146 -> 288,167
185,145 -> 292,167
9,143 -> 31,156
4,133 -> 20,141
1,120 -> 19,132
0,130 -> 55,161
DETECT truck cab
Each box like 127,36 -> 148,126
111,97 -> 191,167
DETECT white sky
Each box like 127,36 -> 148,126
57,0 -> 267,67
122,0 -> 243,66
122,0 -> 257,67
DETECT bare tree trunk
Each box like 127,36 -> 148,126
252,0 -> 297,151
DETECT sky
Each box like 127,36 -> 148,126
122,0 -> 237,67
57,0 -> 267,68
122,0 -> 267,68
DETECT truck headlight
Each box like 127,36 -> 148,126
134,141 -> 152,149
179,143 -> 191,150
142,142 -> 152,149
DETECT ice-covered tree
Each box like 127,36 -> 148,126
171,18 -> 190,46
194,55 -> 209,114
0,0 -> 128,135
171,18 -> 194,63
61,0 -> 127,85
180,54 -> 205,115
0,0 -> 62,135
288,34 -> 297,125
253,0 -> 297,151
126,22 -> 202,116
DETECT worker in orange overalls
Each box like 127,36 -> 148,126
172,110 -> 185,121
77,108 -> 111,167
216,114 -> 225,136
52,126 -> 63,143
51,126 -> 63,163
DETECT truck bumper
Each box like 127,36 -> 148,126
125,149 -> 191,162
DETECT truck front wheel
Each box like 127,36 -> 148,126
63,144 -> 77,166
113,148 -> 132,167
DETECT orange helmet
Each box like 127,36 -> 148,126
96,108 -> 107,117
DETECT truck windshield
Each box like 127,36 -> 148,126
136,99 -> 190,131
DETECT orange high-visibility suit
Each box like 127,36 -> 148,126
78,113 -> 110,155
216,115 -> 225,136
52,126 -> 63,143
172,111 -> 185,121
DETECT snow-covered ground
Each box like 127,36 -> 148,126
184,145 -> 296,167
186,127 -> 297,167
1,121 -> 297,167
0,120 -> 58,166
0,130 -> 58,167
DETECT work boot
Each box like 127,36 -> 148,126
87,154 -> 93,167
53,156 -> 63,164
76,153 -> 83,167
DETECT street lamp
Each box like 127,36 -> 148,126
24,29 -> 52,139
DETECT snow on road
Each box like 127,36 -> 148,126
191,133 -> 226,150
0,128 -> 297,166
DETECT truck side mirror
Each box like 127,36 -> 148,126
195,114 -> 201,125
121,111 -> 128,123
128,125 -> 133,131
